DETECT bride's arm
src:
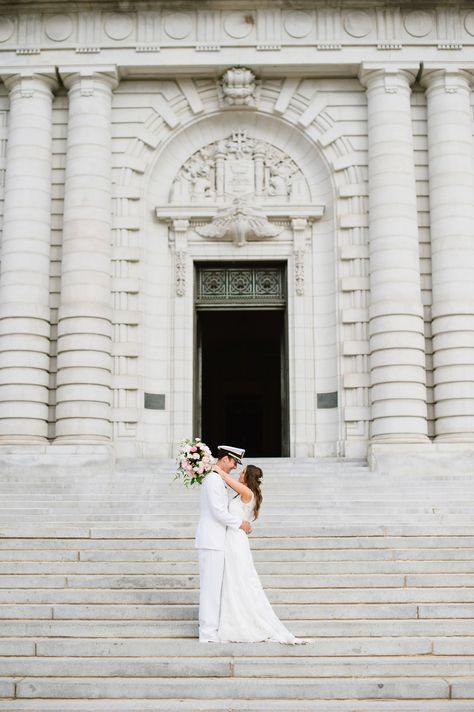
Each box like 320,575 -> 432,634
213,465 -> 253,504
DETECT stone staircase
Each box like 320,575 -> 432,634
0,457 -> 474,710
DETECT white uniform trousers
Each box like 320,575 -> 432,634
198,548 -> 225,642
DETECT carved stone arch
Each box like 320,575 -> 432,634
111,79 -> 369,458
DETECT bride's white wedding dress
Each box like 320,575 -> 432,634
217,492 -> 299,644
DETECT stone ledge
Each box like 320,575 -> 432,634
0,444 -> 114,472
369,442 -> 474,474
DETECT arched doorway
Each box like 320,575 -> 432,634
147,111 -> 339,458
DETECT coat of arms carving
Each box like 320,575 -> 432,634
170,130 -> 309,204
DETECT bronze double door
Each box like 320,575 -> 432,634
195,263 -> 289,458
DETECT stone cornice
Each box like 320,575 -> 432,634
0,4 -> 471,78
155,204 -> 325,223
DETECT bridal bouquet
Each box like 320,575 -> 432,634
175,437 -> 215,487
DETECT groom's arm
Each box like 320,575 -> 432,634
206,474 -> 248,532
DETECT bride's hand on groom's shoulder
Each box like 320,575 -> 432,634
212,465 -> 226,479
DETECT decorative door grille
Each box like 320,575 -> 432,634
195,264 -> 286,309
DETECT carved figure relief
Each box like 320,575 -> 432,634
170,130 -> 309,204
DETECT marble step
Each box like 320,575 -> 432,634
3,619 -> 474,637
2,546 -> 474,561
4,525 -> 474,537
1,655 -> 474,677
1,701 -> 474,712
1,602 -> 472,621
18,637 -> 467,657
0,559 -> 472,574
7,676 -> 461,700
3,496 -> 473,506
2,534 -> 474,549
4,572 -> 472,589
0,587 -> 472,605
0,637 -> 438,657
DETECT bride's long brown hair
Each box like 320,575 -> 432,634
244,465 -> 263,520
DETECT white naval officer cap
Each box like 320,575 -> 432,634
217,445 -> 245,464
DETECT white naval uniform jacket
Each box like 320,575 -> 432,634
195,471 -> 241,550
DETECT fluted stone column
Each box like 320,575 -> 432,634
55,69 -> 118,442
0,71 -> 56,442
360,66 -> 428,443
422,68 -> 474,442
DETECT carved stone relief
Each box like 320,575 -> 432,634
221,67 -> 257,106
196,199 -> 282,247
170,130 -> 309,204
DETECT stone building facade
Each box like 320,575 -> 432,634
0,0 -> 473,471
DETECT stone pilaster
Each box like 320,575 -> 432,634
0,70 -> 57,442
422,67 -> 474,442
359,66 -> 428,443
55,68 -> 118,442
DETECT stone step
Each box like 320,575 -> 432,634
2,619 -> 474,638
2,546 -> 474,562
2,535 -> 474,549
0,636 -> 468,658
0,559 -> 472,575
4,524 -> 474,537
1,655 -> 474,677
1,636 -> 473,660
3,488 -> 469,499
2,511 -> 473,520
0,587 -> 472,605
0,572 -> 425,589
4,507 -> 473,517
9,676 -> 456,700
1,701 -> 474,712
2,602 -> 472,621
2,571 -> 474,588
1,459 -> 473,710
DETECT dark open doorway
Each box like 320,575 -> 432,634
197,310 -> 288,458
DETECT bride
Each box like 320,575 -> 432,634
213,463 -> 302,644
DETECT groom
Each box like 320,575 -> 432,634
195,444 -> 252,642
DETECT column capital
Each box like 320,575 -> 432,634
58,66 -> 119,94
0,68 -> 57,96
420,66 -> 474,94
359,64 -> 418,93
